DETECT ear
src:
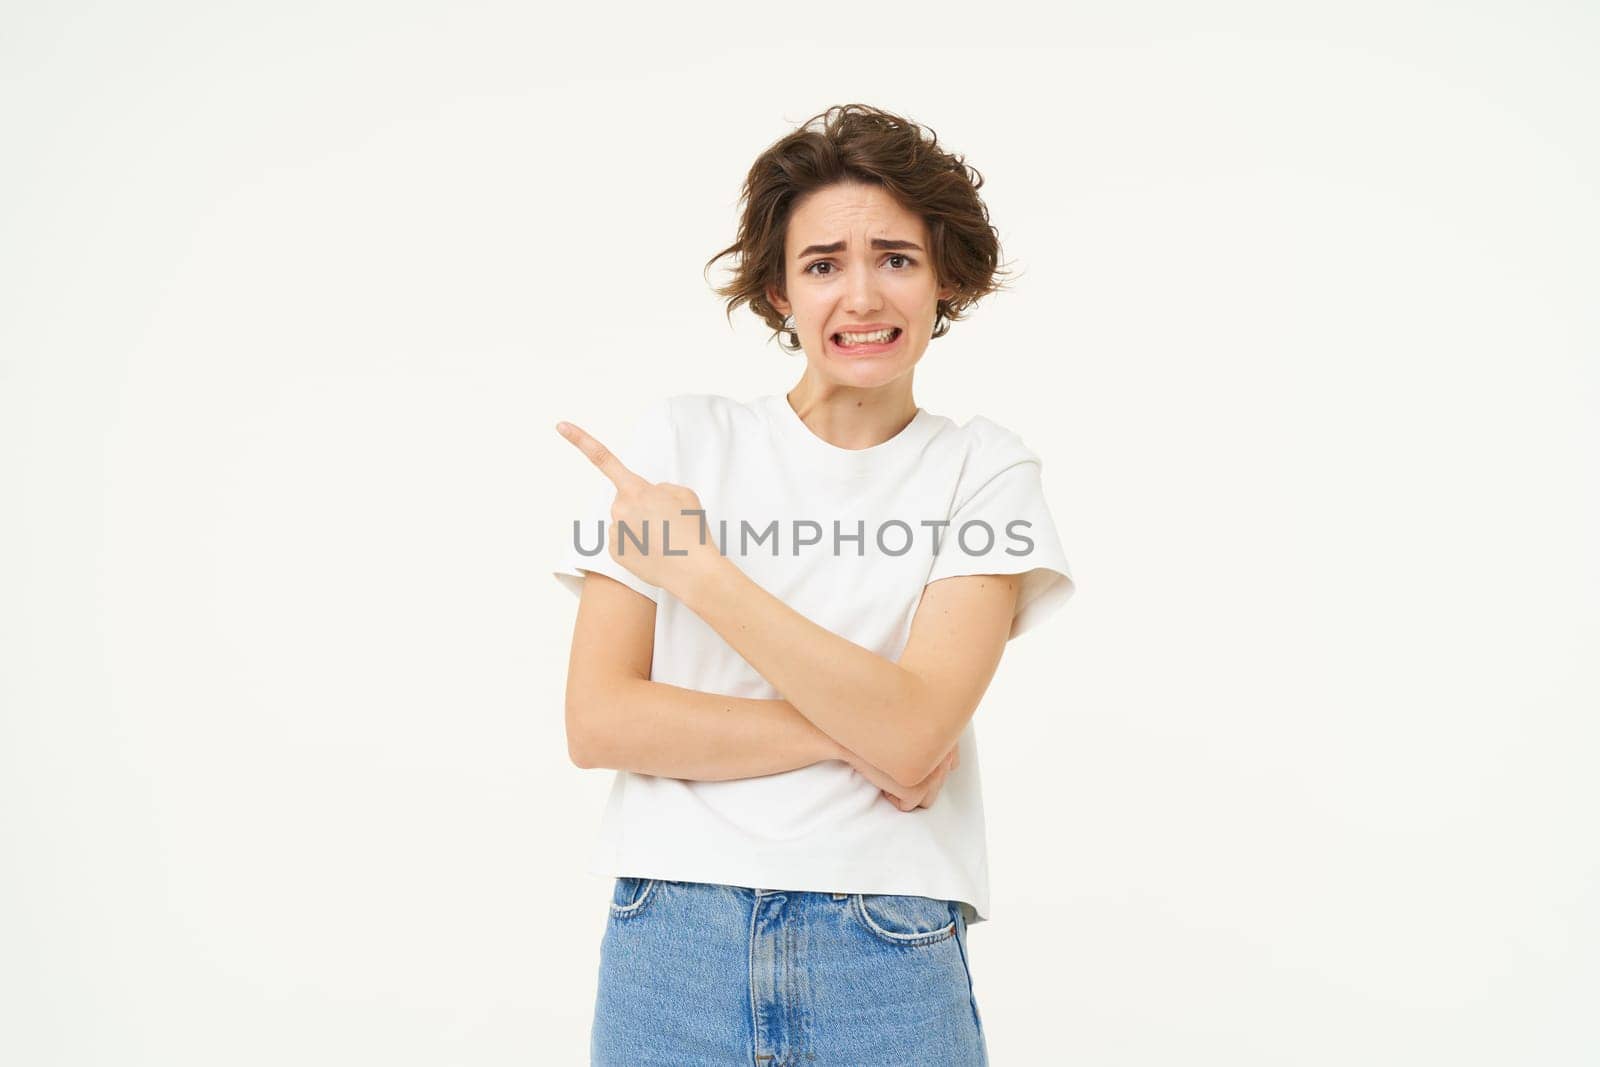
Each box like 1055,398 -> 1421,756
936,283 -> 956,303
766,285 -> 790,316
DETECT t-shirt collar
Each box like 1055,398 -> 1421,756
761,392 -> 937,476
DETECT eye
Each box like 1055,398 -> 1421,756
804,254 -> 916,276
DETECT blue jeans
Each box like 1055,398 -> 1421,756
591,877 -> 988,1065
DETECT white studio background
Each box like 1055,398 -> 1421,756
2,3 -> 1595,1065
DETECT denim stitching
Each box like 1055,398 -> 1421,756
749,891 -> 763,1064
851,893 -> 957,946
607,877 -> 658,918
952,902 -> 984,1038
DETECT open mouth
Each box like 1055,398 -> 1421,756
830,327 -> 903,350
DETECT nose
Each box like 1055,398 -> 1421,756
844,257 -> 883,314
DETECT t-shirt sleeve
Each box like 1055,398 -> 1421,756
552,398 -> 677,604
926,442 -> 1076,641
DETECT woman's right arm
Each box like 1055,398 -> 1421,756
565,572 -> 847,780
565,572 -> 957,806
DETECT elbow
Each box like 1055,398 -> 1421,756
890,746 -> 939,791
882,677 -> 930,789
566,674 -> 635,769
887,692 -> 966,789
566,711 -> 594,768
886,727 -> 944,791
565,686 -> 602,769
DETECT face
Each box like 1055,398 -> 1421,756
767,181 -> 955,390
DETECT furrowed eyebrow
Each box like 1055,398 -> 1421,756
796,238 -> 924,259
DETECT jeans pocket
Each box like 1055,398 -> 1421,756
850,892 -> 958,947
607,876 -> 660,920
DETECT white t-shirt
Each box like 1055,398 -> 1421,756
553,392 -> 1075,925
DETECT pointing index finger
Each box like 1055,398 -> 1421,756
556,420 -> 649,492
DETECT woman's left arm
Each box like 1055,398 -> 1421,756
677,556 -> 1020,789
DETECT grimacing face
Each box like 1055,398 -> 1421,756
767,181 -> 956,390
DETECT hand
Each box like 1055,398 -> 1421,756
556,419 -> 723,596
834,738 -> 960,812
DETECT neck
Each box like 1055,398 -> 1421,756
785,376 -> 918,451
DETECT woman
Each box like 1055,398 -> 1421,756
554,103 -> 1075,1065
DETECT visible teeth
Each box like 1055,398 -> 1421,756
836,328 -> 897,345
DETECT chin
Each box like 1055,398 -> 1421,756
815,349 -> 915,378
814,341 -> 922,380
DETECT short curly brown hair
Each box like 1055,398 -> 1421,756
703,103 -> 1015,353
